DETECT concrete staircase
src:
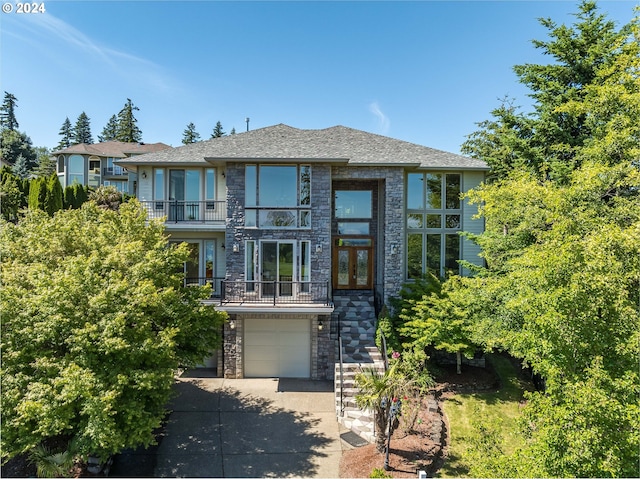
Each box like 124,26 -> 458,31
332,293 -> 386,444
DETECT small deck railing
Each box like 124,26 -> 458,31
140,200 -> 226,224
221,280 -> 331,306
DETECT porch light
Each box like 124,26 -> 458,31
318,319 -> 324,331
233,244 -> 239,253
229,320 -> 236,330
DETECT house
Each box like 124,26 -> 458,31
52,141 -> 171,193
115,124 -> 488,380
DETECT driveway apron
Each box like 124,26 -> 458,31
154,373 -> 343,478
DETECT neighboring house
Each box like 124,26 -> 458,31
52,141 -> 171,193
116,124 -> 488,380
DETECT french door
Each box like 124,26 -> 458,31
333,238 -> 373,289
168,170 -> 200,221
260,241 -> 295,297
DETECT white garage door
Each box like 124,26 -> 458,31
244,318 -> 311,378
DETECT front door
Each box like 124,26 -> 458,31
333,238 -> 373,289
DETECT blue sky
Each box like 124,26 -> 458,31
1,0 -> 637,154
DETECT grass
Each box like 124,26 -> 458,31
436,354 -> 533,477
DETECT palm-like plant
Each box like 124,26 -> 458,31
355,363 -> 412,452
28,438 -> 78,478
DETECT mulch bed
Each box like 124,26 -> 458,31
339,363 -> 500,478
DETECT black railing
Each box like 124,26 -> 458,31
184,277 -> 225,298
140,200 -> 227,223
221,280 -> 331,306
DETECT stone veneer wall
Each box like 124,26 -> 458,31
332,166 -> 405,304
224,163 -> 332,283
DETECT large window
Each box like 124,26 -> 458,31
406,172 -> 461,278
245,165 -> 311,229
68,155 -> 84,185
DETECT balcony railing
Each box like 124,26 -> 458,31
103,166 -> 127,176
221,281 -> 331,306
140,200 -> 227,224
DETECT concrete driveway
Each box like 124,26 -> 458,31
150,372 -> 343,478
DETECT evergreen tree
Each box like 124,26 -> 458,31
44,173 -> 63,216
98,115 -> 119,142
115,99 -> 142,143
462,0 -> 627,181
32,147 -> 55,178
182,122 -> 201,144
73,112 -> 93,144
57,117 -> 73,149
28,177 -> 46,210
210,121 -> 225,138
0,169 -> 23,221
230,127 -> 236,135
11,155 -> 30,180
0,92 -> 19,131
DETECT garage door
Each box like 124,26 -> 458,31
244,318 -> 311,378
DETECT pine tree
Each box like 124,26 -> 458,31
211,121 -> 225,138
230,127 -> 236,135
182,122 -> 201,144
32,147 -> 55,178
57,117 -> 73,149
115,99 -> 142,143
98,115 -> 119,142
0,92 -> 19,131
73,112 -> 93,144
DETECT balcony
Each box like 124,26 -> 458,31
103,166 -> 128,177
141,200 -> 227,224
187,279 -> 332,310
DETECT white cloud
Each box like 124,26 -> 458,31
369,101 -> 390,135
6,12 -> 178,94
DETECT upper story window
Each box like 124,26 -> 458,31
406,172 -> 462,279
68,155 -> 84,185
57,156 -> 65,174
245,164 -> 311,229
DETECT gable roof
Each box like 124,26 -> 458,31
53,141 -> 171,158
116,124 -> 489,170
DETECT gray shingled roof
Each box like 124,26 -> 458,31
116,124 -> 489,170
53,141 -> 171,157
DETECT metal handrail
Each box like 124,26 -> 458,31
339,336 -> 344,417
220,280 -> 331,306
139,200 -> 227,223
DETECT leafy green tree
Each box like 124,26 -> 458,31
115,99 -> 142,143
98,115 -> 118,142
0,91 -> 19,131
1,201 -> 227,462
182,122 -> 201,144
1,129 -> 37,169
401,277 -> 476,374
57,118 -> 73,149
73,112 -> 93,145
210,121 -> 225,138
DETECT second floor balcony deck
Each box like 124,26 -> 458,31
186,278 -> 334,312
140,200 -> 227,225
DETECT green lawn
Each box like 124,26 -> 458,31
437,354 -> 533,477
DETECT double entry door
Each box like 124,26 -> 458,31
333,238 -> 373,289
